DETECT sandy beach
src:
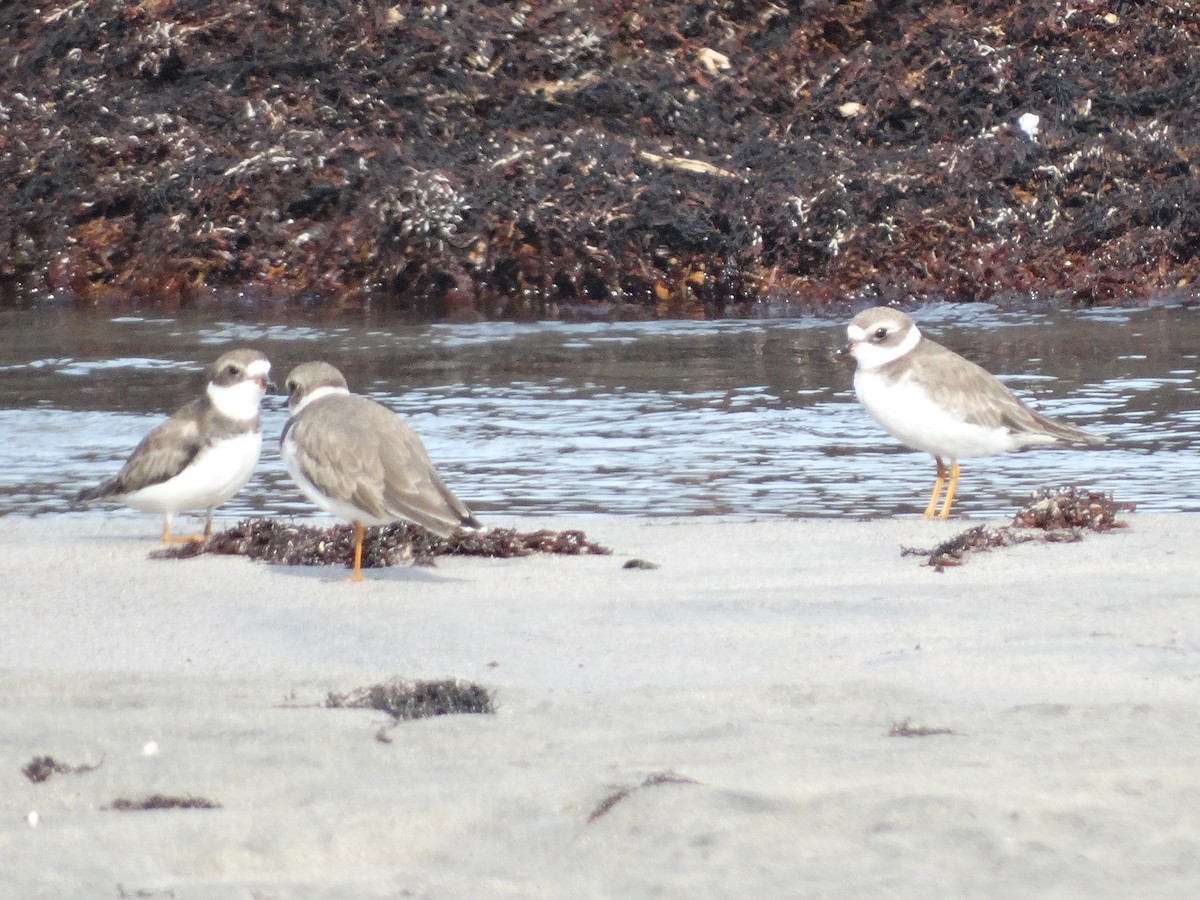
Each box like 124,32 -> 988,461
2,513 -> 1199,898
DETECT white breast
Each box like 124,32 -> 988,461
121,431 -> 263,514
854,370 -> 1031,459
209,376 -> 268,422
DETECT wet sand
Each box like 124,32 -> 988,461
3,514 -> 1199,897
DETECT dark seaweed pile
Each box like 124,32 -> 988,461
907,486 -> 1133,568
4,1 -> 1199,318
106,794 -> 221,811
326,678 -> 495,720
152,517 -> 610,568
22,754 -> 103,783
1011,485 -> 1134,531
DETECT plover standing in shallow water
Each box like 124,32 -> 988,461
74,349 -> 272,541
842,307 -> 1106,519
280,361 -> 481,581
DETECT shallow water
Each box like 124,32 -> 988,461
1,304 -> 1197,523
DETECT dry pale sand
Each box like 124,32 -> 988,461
2,513 -> 1199,899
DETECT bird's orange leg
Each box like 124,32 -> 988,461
938,460 -> 961,519
921,457 -> 948,519
350,521 -> 365,582
161,516 -> 206,544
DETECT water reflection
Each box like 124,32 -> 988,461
1,305 -> 1197,521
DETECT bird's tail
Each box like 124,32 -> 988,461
1035,411 -> 1107,446
72,482 -> 115,505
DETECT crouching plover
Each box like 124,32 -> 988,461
74,349 -> 272,541
843,307 -> 1106,519
280,361 -> 481,581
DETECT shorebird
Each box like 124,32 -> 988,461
280,361 -> 481,581
74,349 -> 272,541
842,307 -> 1106,518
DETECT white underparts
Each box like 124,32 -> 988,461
853,370 -> 1054,458
120,430 -> 263,513
209,376 -> 268,421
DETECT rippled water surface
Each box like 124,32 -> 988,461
1,305 -> 1197,523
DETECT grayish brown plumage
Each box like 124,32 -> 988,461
73,348 -> 272,541
281,361 -> 479,579
844,307 -> 1106,518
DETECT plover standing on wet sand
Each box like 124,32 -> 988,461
73,349 -> 272,541
280,361 -> 481,581
842,307 -> 1106,519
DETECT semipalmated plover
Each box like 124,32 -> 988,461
74,349 -> 272,540
280,361 -> 481,581
843,307 -> 1106,518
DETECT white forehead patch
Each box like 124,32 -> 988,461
246,358 -> 271,379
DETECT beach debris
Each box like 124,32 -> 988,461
22,754 -> 104,783
142,740 -> 160,756
1012,486 -> 1132,532
696,47 -> 731,76
1016,111 -> 1040,141
903,487 -> 1133,569
622,558 -> 659,570
23,756 -> 72,783
587,771 -> 697,823
326,678 -> 495,722
152,517 -> 610,570
106,794 -> 221,811
26,810 -> 39,828
889,719 -> 956,738
917,524 -> 1034,568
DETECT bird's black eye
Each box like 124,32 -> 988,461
873,327 -> 888,341
226,364 -> 240,376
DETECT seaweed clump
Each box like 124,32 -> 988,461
587,771 -> 697,823
1012,486 -> 1133,531
889,719 -> 955,738
106,794 -> 220,811
22,754 -> 103,783
152,517 -> 610,569
326,678 -> 494,721
906,486 -> 1133,568
4,2 -> 1200,317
